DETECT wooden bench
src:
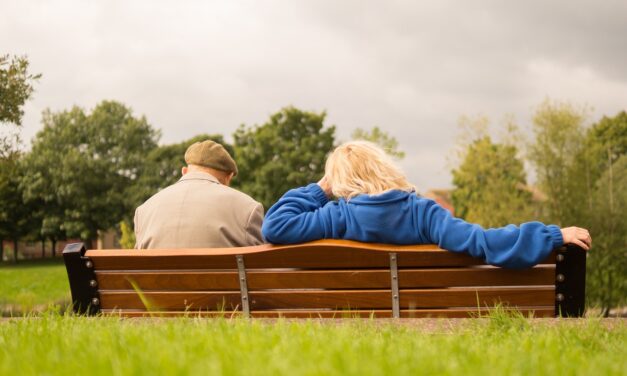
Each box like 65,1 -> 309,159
62,240 -> 586,318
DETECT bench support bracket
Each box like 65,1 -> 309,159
555,244 -> 586,317
62,243 -> 100,315
389,252 -> 400,318
236,255 -> 250,317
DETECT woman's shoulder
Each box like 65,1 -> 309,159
342,189 -> 436,206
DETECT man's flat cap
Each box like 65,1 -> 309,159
184,140 -> 238,176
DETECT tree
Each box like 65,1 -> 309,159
582,111 -> 627,189
527,99 -> 589,225
0,148 -> 32,262
233,107 -> 336,209
528,105 -> 626,313
351,126 -> 405,159
0,55 -> 41,126
0,55 -> 40,259
587,154 -> 627,315
21,101 -> 160,248
579,111 -> 627,315
451,136 -> 532,228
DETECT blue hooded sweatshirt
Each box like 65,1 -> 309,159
262,183 -> 564,269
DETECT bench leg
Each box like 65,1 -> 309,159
63,243 -> 101,315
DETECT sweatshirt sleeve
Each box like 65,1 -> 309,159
420,200 -> 564,268
262,183 -> 332,244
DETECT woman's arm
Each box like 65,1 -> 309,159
262,183 -> 334,244
421,200 -> 568,268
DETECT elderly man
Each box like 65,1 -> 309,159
134,140 -> 264,249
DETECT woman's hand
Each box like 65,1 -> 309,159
560,227 -> 592,251
317,176 -> 333,198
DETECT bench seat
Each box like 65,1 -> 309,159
62,239 -> 586,318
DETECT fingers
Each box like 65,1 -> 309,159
581,229 -> 592,248
571,238 -> 590,251
560,226 -> 592,251
575,227 -> 592,248
317,176 -> 333,197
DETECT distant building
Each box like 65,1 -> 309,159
422,185 -> 548,220
422,189 -> 454,215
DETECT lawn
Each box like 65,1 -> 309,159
0,260 -> 625,375
0,314 -> 625,375
0,259 -> 70,313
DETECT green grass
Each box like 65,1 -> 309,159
0,259 -> 70,313
1,261 -> 624,375
0,313 -> 624,375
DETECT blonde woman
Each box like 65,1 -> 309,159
262,141 -> 592,268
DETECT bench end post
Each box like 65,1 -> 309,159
63,243 -> 100,315
555,244 -> 586,317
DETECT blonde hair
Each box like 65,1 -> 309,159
325,140 -> 414,199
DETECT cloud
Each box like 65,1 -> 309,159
2,0 -> 626,189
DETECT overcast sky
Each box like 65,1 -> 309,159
2,0 -> 626,191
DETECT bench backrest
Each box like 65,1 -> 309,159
63,240 -> 586,318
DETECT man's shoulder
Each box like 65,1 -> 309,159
137,179 -> 261,211
221,185 -> 262,209
138,182 -> 180,207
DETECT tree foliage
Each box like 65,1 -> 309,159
0,55 -> 41,126
0,148 -> 32,261
528,104 -> 626,314
118,220 -> 135,249
452,136 -> 532,228
351,126 -> 405,159
587,154 -> 627,312
233,107 -> 336,209
527,100 -> 589,225
580,112 -> 627,313
21,101 -> 159,247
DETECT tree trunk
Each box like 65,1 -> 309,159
41,238 -> 46,259
83,238 -> 93,250
13,239 -> 18,263
0,239 -> 4,263
52,238 -> 57,258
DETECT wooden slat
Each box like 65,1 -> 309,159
99,287 -> 554,310
101,307 -> 555,318
87,239 -> 556,270
99,290 -> 242,311
96,266 -> 555,291
89,239 -> 448,258
96,271 -> 241,291
88,249 -> 483,270
398,266 -> 555,288
242,248 -> 484,269
91,254 -> 239,271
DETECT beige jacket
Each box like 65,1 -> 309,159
134,171 -> 264,249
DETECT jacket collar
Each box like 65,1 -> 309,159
348,189 -> 414,205
178,171 -> 221,185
